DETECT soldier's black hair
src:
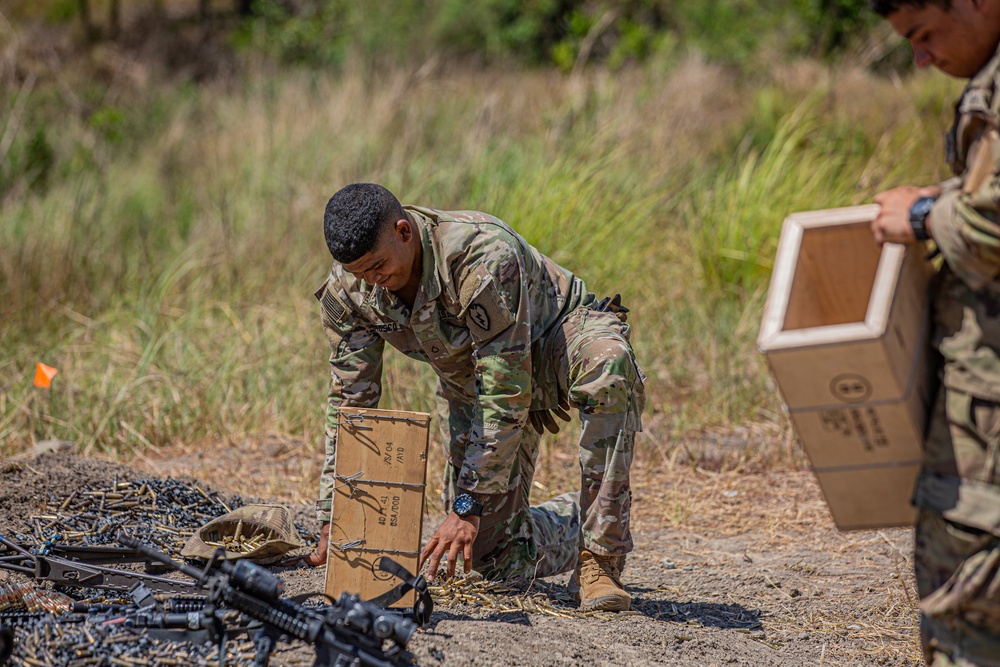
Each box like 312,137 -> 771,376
870,0 -> 952,17
323,183 -> 407,263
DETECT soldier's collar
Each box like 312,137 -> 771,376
408,209 -> 442,303
965,40 -> 1000,103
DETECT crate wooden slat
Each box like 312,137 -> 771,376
758,205 -> 935,530
324,407 -> 430,606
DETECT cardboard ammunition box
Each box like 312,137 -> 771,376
324,407 -> 430,606
757,205 -> 935,530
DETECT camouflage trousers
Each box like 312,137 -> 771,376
439,306 -> 644,579
914,387 -> 1000,667
916,509 -> 1000,667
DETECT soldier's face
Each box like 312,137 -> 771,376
341,218 -> 420,292
888,0 -> 1000,78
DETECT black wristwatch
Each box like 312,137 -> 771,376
909,196 -> 936,241
452,493 -> 484,518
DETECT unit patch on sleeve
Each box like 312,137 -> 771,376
460,272 -> 515,339
468,304 -> 490,330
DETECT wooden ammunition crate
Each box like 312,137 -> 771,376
757,205 -> 936,530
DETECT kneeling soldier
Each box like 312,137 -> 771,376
305,183 -> 645,612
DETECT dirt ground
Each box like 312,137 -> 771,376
0,450 -> 922,666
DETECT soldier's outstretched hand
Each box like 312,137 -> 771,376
420,513 -> 479,580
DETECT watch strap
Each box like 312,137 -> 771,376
469,498 -> 484,516
909,196 -> 936,241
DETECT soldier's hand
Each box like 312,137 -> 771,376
595,293 -> 629,322
420,513 -> 479,580
872,185 -> 940,245
528,405 -> 572,434
528,395 -> 573,435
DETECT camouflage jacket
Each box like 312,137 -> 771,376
316,206 -> 590,495
929,41 -> 1000,401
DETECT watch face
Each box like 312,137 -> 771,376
911,196 -> 935,221
454,494 -> 474,516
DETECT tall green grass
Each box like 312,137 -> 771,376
0,58 -> 962,482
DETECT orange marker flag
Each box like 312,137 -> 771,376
34,363 -> 58,388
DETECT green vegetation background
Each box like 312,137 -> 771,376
0,1 -> 962,488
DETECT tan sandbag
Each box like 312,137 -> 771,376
182,504 -> 303,565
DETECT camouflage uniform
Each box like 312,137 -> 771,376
911,42 -> 1000,666
314,206 -> 645,579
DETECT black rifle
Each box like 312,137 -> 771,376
69,603 -> 257,644
0,534 -> 197,595
3,603 -> 252,640
117,533 -> 431,667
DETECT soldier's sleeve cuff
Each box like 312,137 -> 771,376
454,489 -> 509,517
315,498 -> 333,522
456,462 -> 517,495
456,489 -> 502,503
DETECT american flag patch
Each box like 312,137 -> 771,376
322,288 -> 348,323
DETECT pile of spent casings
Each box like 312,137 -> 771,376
2,616 -> 262,667
23,476 -> 244,555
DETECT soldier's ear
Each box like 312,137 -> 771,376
395,217 -> 414,243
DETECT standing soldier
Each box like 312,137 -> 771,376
871,0 -> 1000,663
301,183 -> 645,612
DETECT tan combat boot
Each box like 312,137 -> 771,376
569,550 -> 630,612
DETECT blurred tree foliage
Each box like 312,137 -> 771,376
0,0 -> 888,202
3,0 -> 881,69
229,0 -> 879,69
231,0 -> 880,69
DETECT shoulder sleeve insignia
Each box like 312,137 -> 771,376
461,271 -> 515,339
469,303 -> 491,330
321,286 -> 350,325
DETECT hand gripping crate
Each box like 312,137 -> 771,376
757,205 -> 935,530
